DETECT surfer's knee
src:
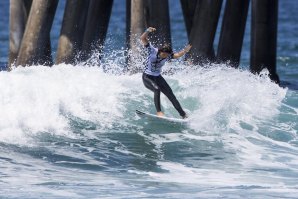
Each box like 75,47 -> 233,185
152,84 -> 160,92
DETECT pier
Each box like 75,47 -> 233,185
8,0 -> 280,83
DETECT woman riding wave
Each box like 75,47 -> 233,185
140,27 -> 192,119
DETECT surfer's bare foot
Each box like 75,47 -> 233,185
157,111 -> 164,117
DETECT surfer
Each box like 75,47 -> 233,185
140,27 -> 192,119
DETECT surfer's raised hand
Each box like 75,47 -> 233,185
173,44 -> 192,59
146,27 -> 156,33
141,27 -> 156,45
184,44 -> 192,53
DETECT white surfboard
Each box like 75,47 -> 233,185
136,110 -> 188,125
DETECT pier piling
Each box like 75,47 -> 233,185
217,0 -> 250,67
16,0 -> 58,66
8,0 -> 32,69
188,0 -> 223,64
81,0 -> 113,62
251,0 -> 280,83
56,0 -> 90,64
126,0 -> 146,72
144,0 -> 171,46
129,0 -> 145,48
180,0 -> 198,39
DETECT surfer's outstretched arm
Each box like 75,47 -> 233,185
173,44 -> 192,59
140,27 -> 156,46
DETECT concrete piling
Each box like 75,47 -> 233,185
56,0 -> 90,64
180,0 -> 198,39
16,0 -> 58,66
81,0 -> 113,61
144,0 -> 171,46
251,0 -> 280,83
129,0 -> 145,48
126,0 -> 131,50
126,0 -> 146,72
217,0 -> 250,67
8,0 -> 32,69
188,0 -> 223,64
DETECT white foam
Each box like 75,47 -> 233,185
0,64 -> 134,143
148,161 -> 298,190
0,62 -> 290,148
169,65 -> 287,133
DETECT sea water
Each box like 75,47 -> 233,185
0,0 -> 298,198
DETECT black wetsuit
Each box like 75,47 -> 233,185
142,43 -> 186,117
142,73 -> 186,117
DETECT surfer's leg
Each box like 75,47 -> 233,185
157,75 -> 186,117
142,73 -> 162,113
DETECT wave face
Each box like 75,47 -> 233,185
0,62 -> 297,198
